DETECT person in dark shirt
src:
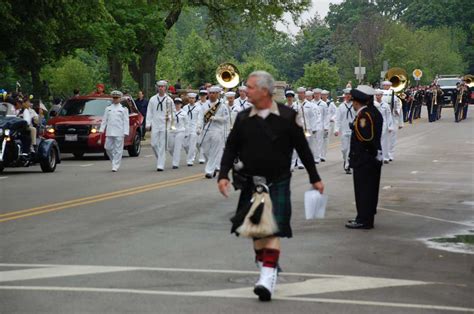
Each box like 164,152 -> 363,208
135,90 -> 148,139
218,71 -> 324,302
345,85 -> 383,230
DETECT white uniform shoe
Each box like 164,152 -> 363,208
254,266 -> 278,301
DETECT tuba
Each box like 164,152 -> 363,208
216,63 -> 240,89
463,74 -> 474,88
385,68 -> 408,94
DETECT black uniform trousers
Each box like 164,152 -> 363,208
353,161 -> 382,226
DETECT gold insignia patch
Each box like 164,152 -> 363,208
359,118 -> 366,128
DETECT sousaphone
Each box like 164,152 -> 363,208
216,63 -> 240,89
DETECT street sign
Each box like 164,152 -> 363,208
354,67 -> 366,75
412,69 -> 423,81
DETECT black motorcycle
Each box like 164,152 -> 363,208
0,116 -> 61,173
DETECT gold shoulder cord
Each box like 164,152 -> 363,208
355,112 -> 374,142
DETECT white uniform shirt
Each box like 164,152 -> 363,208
171,109 -> 188,133
374,100 -> 393,131
182,104 -> 203,134
382,90 -> 404,127
203,100 -> 229,132
146,94 -> 174,131
314,99 -> 329,130
99,103 -> 130,137
301,100 -> 319,132
235,97 -> 252,112
327,101 -> 337,122
334,101 -> 356,135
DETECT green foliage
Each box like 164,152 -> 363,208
156,30 -> 183,83
239,54 -> 280,81
181,30 -> 216,87
296,60 -> 340,90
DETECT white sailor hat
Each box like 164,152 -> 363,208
110,90 -> 123,98
209,86 -> 222,93
313,88 -> 323,94
225,91 -> 236,97
156,80 -> 168,87
305,90 -> 314,96
296,87 -> 306,93
285,90 -> 295,97
374,89 -> 384,95
199,89 -> 208,95
351,85 -> 376,102
343,88 -> 352,94
187,92 -> 197,98
321,90 -> 330,95
238,86 -> 247,92
174,97 -> 183,103
381,80 -> 392,86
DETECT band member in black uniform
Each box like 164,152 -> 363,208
218,71 -> 324,301
426,84 -> 444,122
345,86 -> 383,230
454,82 -> 470,122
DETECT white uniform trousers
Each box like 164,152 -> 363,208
197,133 -> 206,163
341,133 -> 351,170
308,132 -> 319,163
151,130 -> 167,170
201,130 -> 224,175
388,128 -> 398,160
315,130 -> 324,162
184,132 -> 198,165
105,136 -> 124,171
168,132 -> 185,167
381,129 -> 390,161
320,129 -> 330,160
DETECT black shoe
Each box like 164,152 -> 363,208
389,159 -> 393,162
347,219 -> 357,223
172,166 -> 178,169
157,168 -> 164,172
321,158 -> 326,162
383,160 -> 389,164
298,166 -> 305,169
345,169 -> 352,174
199,161 -> 205,164
205,173 -> 213,179
187,164 -> 193,167
345,221 -> 373,229
254,285 -> 271,302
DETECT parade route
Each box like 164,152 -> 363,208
1,114 -> 473,313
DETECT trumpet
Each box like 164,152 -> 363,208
301,105 -> 311,137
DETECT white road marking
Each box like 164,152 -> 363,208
461,201 -> 474,206
410,171 -> 419,174
0,176 -> 8,180
382,186 -> 392,190
145,154 -> 153,158
433,160 -> 439,162
79,163 -> 94,167
0,285 -> 471,312
378,207 -> 474,227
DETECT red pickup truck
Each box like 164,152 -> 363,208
44,95 -> 143,159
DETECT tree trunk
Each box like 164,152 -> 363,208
30,67 -> 42,100
108,56 -> 123,89
128,45 -> 158,98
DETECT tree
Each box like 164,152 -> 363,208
296,60 -> 340,90
0,1 -> 108,98
239,54 -> 279,81
181,31 -> 216,87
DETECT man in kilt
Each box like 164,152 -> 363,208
218,71 -> 324,302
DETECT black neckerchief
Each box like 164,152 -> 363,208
345,103 -> 354,120
187,105 -> 196,119
175,111 -> 182,124
239,99 -> 247,109
157,95 -> 166,111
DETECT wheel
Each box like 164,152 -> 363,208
104,151 -> 110,160
128,133 -> 141,157
40,148 -> 57,172
73,152 -> 84,159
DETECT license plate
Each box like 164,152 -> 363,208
65,134 -> 78,141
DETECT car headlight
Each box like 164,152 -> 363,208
90,125 -> 100,134
4,129 -> 10,136
46,125 -> 55,134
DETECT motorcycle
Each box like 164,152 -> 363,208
0,116 -> 61,173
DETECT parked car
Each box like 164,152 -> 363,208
435,76 -> 461,106
44,95 -> 143,159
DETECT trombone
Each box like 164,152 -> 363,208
300,105 -> 311,137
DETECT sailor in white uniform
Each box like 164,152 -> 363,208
381,81 -> 403,161
182,93 -> 203,166
235,86 -> 252,112
374,89 -> 393,163
196,89 -> 209,164
334,88 -> 356,174
321,90 -> 337,161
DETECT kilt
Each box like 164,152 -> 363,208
231,177 -> 292,238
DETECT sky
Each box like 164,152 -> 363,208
277,0 -> 344,35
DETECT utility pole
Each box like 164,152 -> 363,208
358,49 -> 362,84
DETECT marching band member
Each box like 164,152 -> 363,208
146,80 -> 174,171
334,88 -> 355,174
196,89 -> 209,164
236,86 -> 252,111
99,90 -> 129,172
225,91 -> 239,128
304,90 -> 319,164
182,93 -> 202,166
313,88 -> 328,163
381,81 -> 403,162
374,89 -> 393,163
167,98 -> 188,169
321,90 -> 337,161
201,86 -> 230,179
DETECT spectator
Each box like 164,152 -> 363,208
90,83 -> 105,96
174,79 -> 182,91
73,89 -> 80,97
135,90 -> 148,140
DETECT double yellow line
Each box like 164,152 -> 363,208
0,173 -> 203,223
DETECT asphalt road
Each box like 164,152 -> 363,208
1,110 -> 473,313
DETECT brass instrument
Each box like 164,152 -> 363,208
203,101 -> 220,124
216,63 -> 240,89
463,74 -> 474,88
385,68 -> 408,94
430,88 -> 437,116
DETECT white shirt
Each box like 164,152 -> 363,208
204,100 -> 230,132
182,103 -> 203,134
171,109 -> 188,133
382,89 -> 404,127
99,103 -> 130,137
334,101 -> 356,135
146,93 -> 174,131
314,99 -> 329,130
374,100 -> 393,131
235,97 -> 252,112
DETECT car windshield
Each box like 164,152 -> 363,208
438,79 -> 460,86
60,99 -> 111,116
